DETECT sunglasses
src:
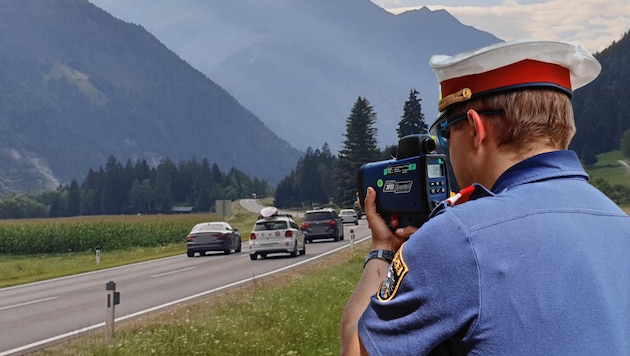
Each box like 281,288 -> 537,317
435,110 -> 504,151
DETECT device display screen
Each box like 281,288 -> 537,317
427,164 -> 444,178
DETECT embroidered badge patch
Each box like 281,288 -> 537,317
377,248 -> 408,301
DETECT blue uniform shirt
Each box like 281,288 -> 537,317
358,150 -> 630,355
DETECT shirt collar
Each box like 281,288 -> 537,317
491,150 -> 588,193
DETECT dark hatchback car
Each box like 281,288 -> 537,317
186,221 -> 242,257
301,208 -> 344,243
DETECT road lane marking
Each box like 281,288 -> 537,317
151,267 -> 197,278
0,296 -> 59,311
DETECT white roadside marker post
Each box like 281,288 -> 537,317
95,246 -> 101,266
350,229 -> 355,251
105,281 -> 120,339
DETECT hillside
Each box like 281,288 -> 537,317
587,151 -> 630,187
0,0 -> 301,193
88,0 -> 502,152
571,30 -> 630,158
1,0 -> 622,195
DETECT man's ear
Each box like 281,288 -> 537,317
467,109 -> 486,148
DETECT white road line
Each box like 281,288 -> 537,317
0,296 -> 59,311
151,266 -> 196,278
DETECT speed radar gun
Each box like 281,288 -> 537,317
357,134 -> 450,228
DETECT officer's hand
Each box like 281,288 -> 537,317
393,223 -> 418,241
364,187 -> 409,253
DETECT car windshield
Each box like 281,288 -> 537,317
340,211 -> 354,215
254,221 -> 288,231
192,223 -> 228,232
304,212 -> 333,221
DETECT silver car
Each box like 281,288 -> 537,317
186,221 -> 242,257
339,209 -> 359,225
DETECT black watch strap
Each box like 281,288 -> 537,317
364,249 -> 395,268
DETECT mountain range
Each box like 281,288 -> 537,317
0,0 -> 301,192
6,0 -> 622,195
0,0 -> 503,193
87,0 -> 502,152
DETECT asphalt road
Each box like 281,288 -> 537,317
0,202 -> 369,355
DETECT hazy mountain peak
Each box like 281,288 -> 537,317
0,0 -> 301,192
88,0 -> 501,152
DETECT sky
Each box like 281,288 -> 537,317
371,0 -> 629,53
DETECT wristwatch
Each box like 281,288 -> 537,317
364,249 -> 395,268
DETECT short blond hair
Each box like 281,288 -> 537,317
456,89 -> 575,155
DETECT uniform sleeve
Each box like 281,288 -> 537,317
358,209 -> 481,355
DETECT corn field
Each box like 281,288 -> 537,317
0,214 -> 219,255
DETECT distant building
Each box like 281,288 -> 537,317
171,206 -> 193,214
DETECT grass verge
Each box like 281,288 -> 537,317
33,243 -> 370,355
0,244 -> 185,288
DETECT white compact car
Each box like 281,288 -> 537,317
248,207 -> 306,260
339,209 -> 359,225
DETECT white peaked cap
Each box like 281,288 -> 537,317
430,39 -> 602,113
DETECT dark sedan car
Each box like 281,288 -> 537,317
186,221 -> 242,257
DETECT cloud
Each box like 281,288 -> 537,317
373,0 -> 629,53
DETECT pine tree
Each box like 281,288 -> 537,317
274,172 -> 299,209
295,145 -> 337,207
101,156 -> 124,215
397,89 -> 428,138
317,143 -> 337,203
621,129 -> 630,159
154,158 -> 177,213
129,178 -> 155,214
296,148 -> 322,204
66,180 -> 81,216
335,97 -> 380,207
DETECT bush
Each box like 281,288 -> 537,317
591,178 -> 630,204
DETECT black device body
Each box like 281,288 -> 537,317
357,134 -> 450,228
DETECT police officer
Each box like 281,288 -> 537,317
340,39 -> 630,355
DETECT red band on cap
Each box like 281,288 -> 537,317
440,59 -> 572,100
